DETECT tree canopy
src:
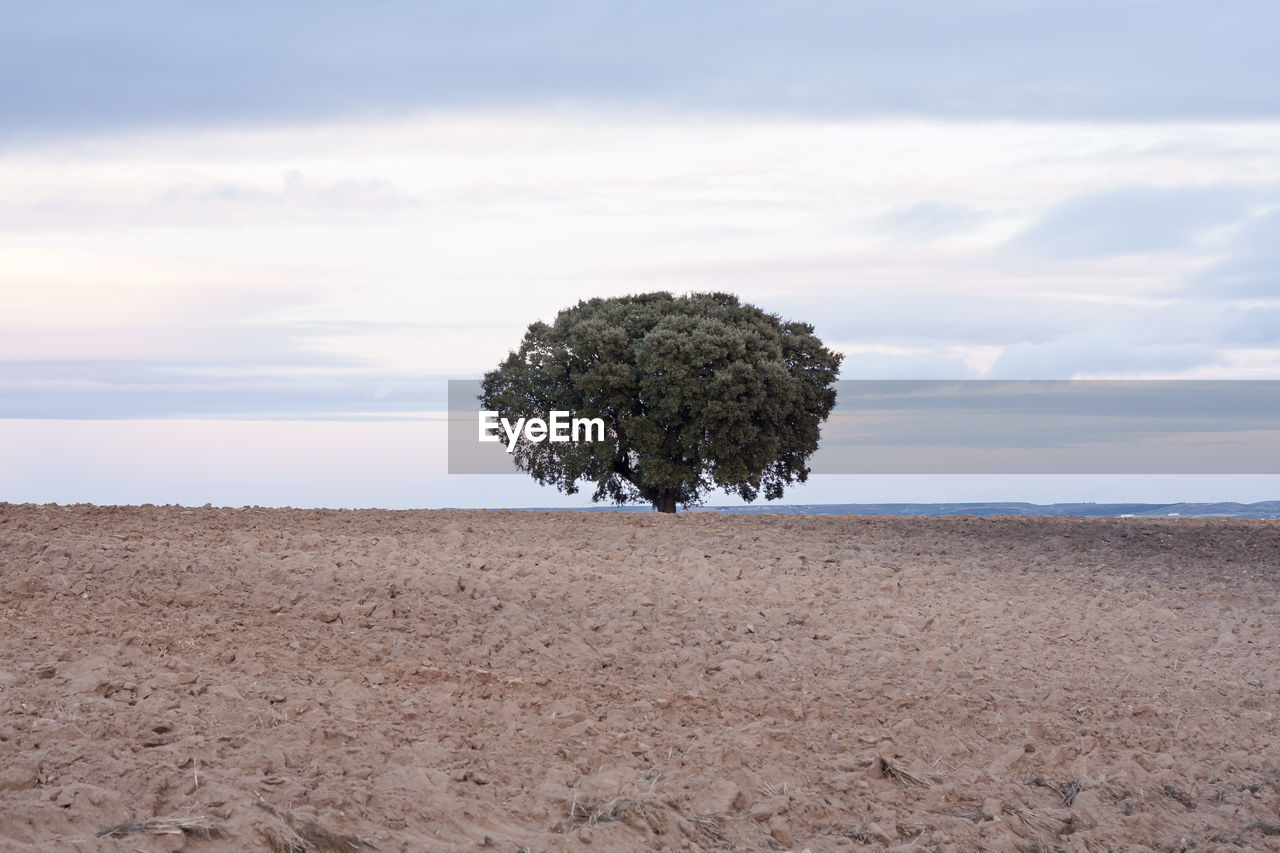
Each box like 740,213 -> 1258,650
479,291 -> 842,512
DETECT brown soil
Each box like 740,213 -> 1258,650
1,504 -> 1279,852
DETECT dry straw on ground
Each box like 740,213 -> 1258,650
253,797 -> 377,852
97,814 -> 224,839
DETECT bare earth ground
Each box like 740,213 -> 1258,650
1,505 -> 1279,852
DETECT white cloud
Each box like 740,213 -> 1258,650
987,334 -> 1222,379
1191,208 -> 1280,297
1009,184 -> 1261,257
4,113 -> 1280,419
834,349 -> 975,379
876,202 -> 991,242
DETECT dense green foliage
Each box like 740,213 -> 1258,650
480,292 -> 843,512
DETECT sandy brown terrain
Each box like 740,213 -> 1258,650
1,504 -> 1278,852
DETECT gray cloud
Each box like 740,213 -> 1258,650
1191,208 -> 1280,297
4,1 -> 1279,143
1223,305 -> 1280,346
0,319 -> 482,419
1009,185 -> 1258,258
0,358 -> 449,419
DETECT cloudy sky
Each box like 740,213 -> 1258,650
4,0 -> 1279,507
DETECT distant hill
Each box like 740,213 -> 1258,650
693,501 -> 1280,518
562,501 -> 1280,518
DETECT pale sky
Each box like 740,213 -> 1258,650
3,1 -> 1279,507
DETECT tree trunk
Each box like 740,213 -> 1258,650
654,489 -> 678,513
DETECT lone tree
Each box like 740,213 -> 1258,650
480,292 -> 842,513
